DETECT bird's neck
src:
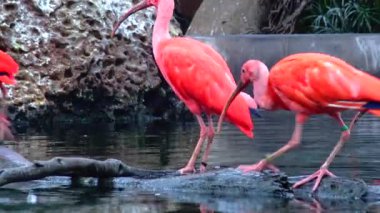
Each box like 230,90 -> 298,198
152,0 -> 173,56
254,65 -> 272,109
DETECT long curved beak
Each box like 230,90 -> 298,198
111,1 -> 150,37
217,80 -> 250,133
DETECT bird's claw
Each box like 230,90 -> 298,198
237,159 -> 280,173
292,168 -> 337,192
178,165 -> 196,175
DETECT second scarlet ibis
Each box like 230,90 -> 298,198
0,50 -> 18,140
218,52 -> 380,191
112,0 -> 256,174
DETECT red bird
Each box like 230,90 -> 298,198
217,52 -> 380,191
112,0 -> 256,174
0,50 -> 18,140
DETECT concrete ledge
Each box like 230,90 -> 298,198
194,34 -> 380,76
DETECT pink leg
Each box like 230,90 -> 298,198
238,114 -> 308,173
293,111 -> 365,191
200,115 -> 214,173
348,110 -> 367,130
0,83 -> 7,99
0,83 -> 13,141
178,115 -> 207,174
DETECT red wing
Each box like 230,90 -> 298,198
0,51 -> 18,85
157,38 -> 253,137
269,53 -> 380,112
158,38 -> 237,112
0,51 -> 18,75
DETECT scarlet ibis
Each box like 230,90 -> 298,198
0,50 -> 18,140
111,0 -> 256,174
217,52 -> 380,191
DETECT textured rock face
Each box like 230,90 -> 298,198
0,0 -> 183,125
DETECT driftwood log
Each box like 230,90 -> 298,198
0,157 -> 176,186
0,146 -> 379,211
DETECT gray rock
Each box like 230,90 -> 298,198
138,169 -> 293,198
0,148 -> 376,212
32,0 -> 62,15
289,176 -> 368,200
187,0 -> 273,35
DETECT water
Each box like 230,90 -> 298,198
1,111 -> 380,212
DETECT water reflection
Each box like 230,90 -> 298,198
1,110 -> 380,212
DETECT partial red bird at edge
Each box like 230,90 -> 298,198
111,0 -> 255,174
0,50 -> 19,141
218,52 -> 380,192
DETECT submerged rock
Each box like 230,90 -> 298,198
0,147 -> 375,212
0,0 -> 184,127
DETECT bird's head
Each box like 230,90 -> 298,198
217,60 -> 267,133
240,60 -> 265,86
111,0 -> 160,37
0,51 -> 18,85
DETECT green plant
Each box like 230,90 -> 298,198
303,0 -> 380,33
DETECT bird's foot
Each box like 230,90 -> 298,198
237,159 -> 280,173
292,167 -> 337,192
178,165 -> 196,175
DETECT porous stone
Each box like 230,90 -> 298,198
0,0 -> 183,126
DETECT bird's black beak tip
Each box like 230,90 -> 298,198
250,108 -> 262,118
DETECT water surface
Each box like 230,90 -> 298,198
2,111 -> 380,212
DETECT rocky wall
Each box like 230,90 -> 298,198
0,0 -> 184,128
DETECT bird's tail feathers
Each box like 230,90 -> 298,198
222,93 -> 254,139
241,92 -> 261,118
328,100 -> 380,117
362,101 -> 380,109
363,101 -> 380,117
240,92 -> 256,109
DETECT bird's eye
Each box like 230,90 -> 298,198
242,69 -> 246,73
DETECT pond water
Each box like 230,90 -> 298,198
1,111 -> 380,212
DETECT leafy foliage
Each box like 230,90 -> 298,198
302,0 -> 380,33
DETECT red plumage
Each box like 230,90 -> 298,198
158,38 -> 253,137
0,50 -> 18,85
112,0 -> 255,173
269,53 -> 380,114
218,52 -> 380,191
0,50 -> 18,141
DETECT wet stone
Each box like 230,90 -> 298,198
289,176 -> 368,200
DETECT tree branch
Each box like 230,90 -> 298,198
281,0 -> 311,26
0,157 -> 177,187
263,0 -> 312,33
